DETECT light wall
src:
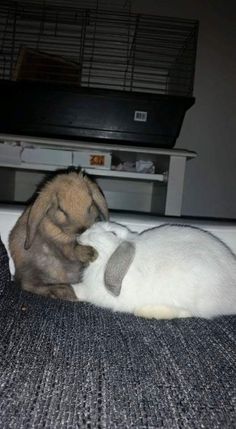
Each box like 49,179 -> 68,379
133,0 -> 236,219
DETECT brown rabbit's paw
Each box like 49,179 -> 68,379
76,244 -> 98,263
49,284 -> 78,301
21,282 -> 78,301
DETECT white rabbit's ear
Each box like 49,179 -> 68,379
104,241 -> 135,296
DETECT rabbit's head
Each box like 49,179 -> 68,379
24,171 -> 109,249
78,221 -> 133,252
78,222 -> 123,255
79,221 -> 136,297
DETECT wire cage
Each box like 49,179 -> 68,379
0,0 -> 199,147
0,0 -> 198,96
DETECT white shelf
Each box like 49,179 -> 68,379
0,134 -> 197,216
0,133 -> 197,158
0,160 -> 165,182
85,168 -> 165,182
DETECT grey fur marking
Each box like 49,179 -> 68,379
104,241 -> 135,297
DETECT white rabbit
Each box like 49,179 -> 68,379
72,221 -> 236,319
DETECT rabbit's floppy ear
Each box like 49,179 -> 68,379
84,175 -> 109,220
104,241 -> 135,296
24,190 -> 54,250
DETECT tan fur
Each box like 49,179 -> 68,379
9,171 -> 109,300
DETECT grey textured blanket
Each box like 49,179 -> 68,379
0,238 -> 235,428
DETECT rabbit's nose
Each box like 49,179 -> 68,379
77,226 -> 86,234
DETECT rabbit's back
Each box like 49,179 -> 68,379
121,224 -> 236,317
137,224 -> 236,265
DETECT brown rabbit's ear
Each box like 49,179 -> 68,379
24,191 -> 54,250
104,241 -> 135,296
84,175 -> 109,220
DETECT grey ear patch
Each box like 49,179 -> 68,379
104,241 -> 135,297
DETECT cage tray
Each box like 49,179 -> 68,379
0,80 -> 194,148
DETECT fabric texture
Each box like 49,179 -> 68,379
0,237 -> 11,296
0,237 -> 235,428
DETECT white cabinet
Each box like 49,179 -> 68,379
0,134 -> 196,216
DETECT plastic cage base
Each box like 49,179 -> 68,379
0,81 -> 195,148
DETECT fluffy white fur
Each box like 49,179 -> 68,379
72,222 -> 236,319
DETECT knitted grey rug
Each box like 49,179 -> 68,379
0,237 -> 235,429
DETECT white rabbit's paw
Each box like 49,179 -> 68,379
134,305 -> 192,320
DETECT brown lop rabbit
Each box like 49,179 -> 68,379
9,170 -> 109,300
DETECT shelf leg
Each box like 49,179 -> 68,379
165,155 -> 186,216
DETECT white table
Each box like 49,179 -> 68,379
0,134 -> 196,216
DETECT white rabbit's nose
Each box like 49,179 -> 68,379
109,231 -> 117,236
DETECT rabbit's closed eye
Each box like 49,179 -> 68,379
56,206 -> 68,224
58,206 -> 68,217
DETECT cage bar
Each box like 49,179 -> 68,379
0,0 -> 198,96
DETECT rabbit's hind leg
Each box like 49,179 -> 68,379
134,305 -> 192,320
46,284 -> 78,301
21,280 -> 78,301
